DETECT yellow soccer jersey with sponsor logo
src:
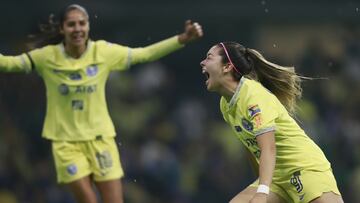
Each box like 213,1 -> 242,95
0,36 -> 182,141
220,77 -> 331,176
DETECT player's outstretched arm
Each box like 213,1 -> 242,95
0,53 -> 32,73
129,20 -> 204,65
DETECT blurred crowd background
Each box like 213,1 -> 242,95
0,0 -> 360,202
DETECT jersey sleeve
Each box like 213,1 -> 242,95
245,92 -> 279,136
27,46 -> 55,76
129,36 -> 184,65
0,53 -> 32,73
96,41 -> 130,71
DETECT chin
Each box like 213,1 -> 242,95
71,39 -> 86,46
206,85 -> 215,92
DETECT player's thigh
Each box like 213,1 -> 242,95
67,175 -> 98,203
86,137 -> 124,182
229,185 -> 285,203
285,169 -> 342,203
95,179 -> 123,203
52,141 -> 92,184
310,192 -> 344,203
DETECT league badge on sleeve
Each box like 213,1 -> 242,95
248,104 -> 261,119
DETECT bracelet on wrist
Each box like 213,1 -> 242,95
256,184 -> 270,195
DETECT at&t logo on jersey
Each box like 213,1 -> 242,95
58,84 -> 69,95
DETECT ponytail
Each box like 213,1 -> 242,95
246,48 -> 304,115
27,14 -> 62,49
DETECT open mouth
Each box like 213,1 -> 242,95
202,69 -> 210,85
204,72 -> 209,80
71,33 -> 85,42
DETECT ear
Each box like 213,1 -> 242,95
222,63 -> 234,73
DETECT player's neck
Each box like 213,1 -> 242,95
219,79 -> 238,102
64,43 -> 87,59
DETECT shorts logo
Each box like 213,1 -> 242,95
290,171 -> 304,193
86,65 -> 98,77
67,164 -> 78,176
241,118 -> 253,131
96,151 -> 113,170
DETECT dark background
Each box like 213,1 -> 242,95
0,0 -> 359,202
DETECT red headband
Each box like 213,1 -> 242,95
220,42 -> 240,74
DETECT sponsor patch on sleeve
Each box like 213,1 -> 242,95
253,114 -> 262,128
248,104 -> 261,119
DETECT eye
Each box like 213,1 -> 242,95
79,20 -> 87,26
66,21 -> 76,27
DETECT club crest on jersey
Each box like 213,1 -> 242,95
67,164 -> 78,176
248,104 -> 261,119
86,65 -> 98,77
241,118 -> 253,131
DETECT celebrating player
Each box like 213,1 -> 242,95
0,4 -> 203,203
200,42 -> 343,203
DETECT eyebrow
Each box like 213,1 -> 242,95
66,19 -> 87,23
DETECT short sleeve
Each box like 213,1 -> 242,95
245,93 -> 279,136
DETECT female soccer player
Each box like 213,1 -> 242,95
0,4 -> 203,203
200,42 -> 343,203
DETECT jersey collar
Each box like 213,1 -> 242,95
229,76 -> 246,109
59,40 -> 93,60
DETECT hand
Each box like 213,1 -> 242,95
249,193 -> 268,203
178,20 -> 203,44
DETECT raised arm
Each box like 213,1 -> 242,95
251,131 -> 276,203
129,20 -> 203,65
0,53 -> 32,73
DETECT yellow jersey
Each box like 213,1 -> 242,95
220,77 -> 331,176
0,36 -> 183,141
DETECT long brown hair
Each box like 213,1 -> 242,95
27,4 -> 89,49
217,42 -> 304,115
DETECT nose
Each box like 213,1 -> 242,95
74,23 -> 82,31
200,59 -> 206,67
